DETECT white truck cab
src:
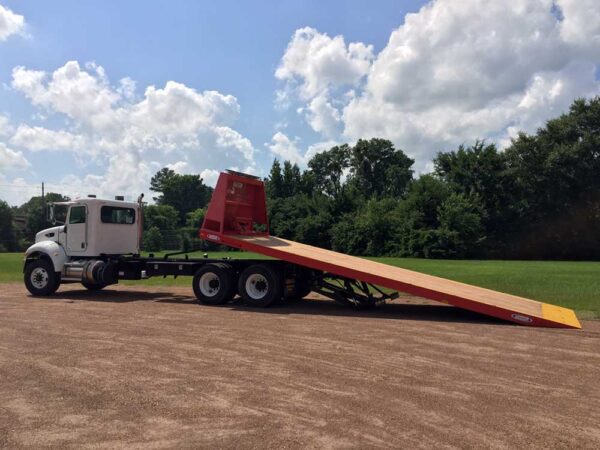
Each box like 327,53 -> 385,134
24,197 -> 142,295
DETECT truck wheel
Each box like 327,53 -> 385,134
82,281 -> 106,291
24,259 -> 60,296
238,264 -> 283,307
193,263 -> 236,305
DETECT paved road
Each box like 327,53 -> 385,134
1,283 -> 599,448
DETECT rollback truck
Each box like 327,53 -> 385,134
23,170 -> 581,329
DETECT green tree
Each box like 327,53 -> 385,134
392,175 -> 451,257
149,167 -> 175,196
502,97 -> 600,259
16,193 -> 70,241
185,208 -> 207,228
143,204 -> 179,231
330,215 -> 368,256
268,194 -> 334,248
434,141 -> 512,253
265,159 -> 284,198
281,161 -> 303,197
0,200 -> 17,252
436,193 -> 485,258
348,138 -> 414,199
307,144 -> 350,199
143,226 -> 163,252
150,168 -> 212,224
331,198 -> 403,256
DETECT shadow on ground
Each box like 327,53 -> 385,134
34,287 -> 507,326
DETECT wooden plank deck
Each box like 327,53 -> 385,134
221,234 -> 581,329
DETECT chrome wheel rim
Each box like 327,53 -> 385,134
30,267 -> 49,289
199,272 -> 220,297
245,273 -> 268,300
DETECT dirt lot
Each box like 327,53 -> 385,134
0,283 -> 599,449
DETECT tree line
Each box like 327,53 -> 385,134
264,98 -> 600,260
1,97 -> 599,259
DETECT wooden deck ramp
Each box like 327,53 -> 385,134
200,171 -> 581,329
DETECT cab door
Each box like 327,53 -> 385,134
66,204 -> 87,253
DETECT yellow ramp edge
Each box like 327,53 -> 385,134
541,303 -> 581,329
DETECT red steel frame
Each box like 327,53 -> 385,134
200,171 -> 581,329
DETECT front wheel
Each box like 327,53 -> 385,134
238,264 -> 283,307
24,259 -> 60,296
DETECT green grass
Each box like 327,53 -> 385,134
373,258 -> 600,319
4,252 -> 599,319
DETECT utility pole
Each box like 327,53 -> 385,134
42,182 -> 45,224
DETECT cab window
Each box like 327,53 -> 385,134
101,206 -> 136,224
68,206 -> 86,224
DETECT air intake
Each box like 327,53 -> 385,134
87,195 -> 96,198
115,195 -> 124,201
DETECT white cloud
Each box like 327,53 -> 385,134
342,0 -> 600,166
10,124 -> 85,152
0,142 -> 29,169
200,169 -> 220,187
305,92 -> 341,137
58,153 -> 153,201
0,114 -> 13,137
557,0 -> 600,49
12,62 -> 119,130
265,132 -> 305,165
263,133 -> 339,167
276,27 -> 374,100
166,160 -> 190,174
213,126 -> 253,161
304,140 -> 341,161
0,176 -> 41,206
0,3 -> 25,41
117,77 -> 137,101
9,60 -> 257,200
277,0 -> 600,169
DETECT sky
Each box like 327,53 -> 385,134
0,0 -> 599,205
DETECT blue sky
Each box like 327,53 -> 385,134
0,0 -> 599,204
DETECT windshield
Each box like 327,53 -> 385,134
48,204 -> 69,225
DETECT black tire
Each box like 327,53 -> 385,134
82,281 -> 107,291
24,259 -> 60,296
238,264 -> 283,307
193,263 -> 236,305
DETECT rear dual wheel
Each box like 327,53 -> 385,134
193,263 -> 236,305
193,262 -> 284,308
238,264 -> 283,307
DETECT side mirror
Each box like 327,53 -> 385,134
63,225 -> 67,233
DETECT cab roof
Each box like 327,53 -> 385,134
51,198 -> 138,208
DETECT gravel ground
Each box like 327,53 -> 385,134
1,283 -> 599,449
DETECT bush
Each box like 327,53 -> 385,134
143,226 -> 163,252
181,233 -> 191,252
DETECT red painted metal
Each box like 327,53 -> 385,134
205,233 -> 567,328
201,171 -> 269,238
200,171 -> 580,329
